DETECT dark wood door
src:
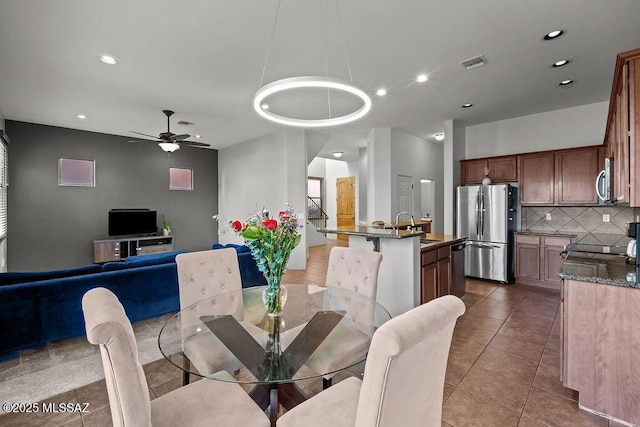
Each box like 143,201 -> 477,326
437,258 -> 451,297
519,152 -> 555,205
515,244 -> 541,280
461,159 -> 488,184
543,246 -> 565,286
555,147 -> 599,205
421,263 -> 438,303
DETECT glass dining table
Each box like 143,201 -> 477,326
158,284 -> 391,425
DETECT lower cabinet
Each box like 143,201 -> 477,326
515,234 -> 571,289
421,245 -> 451,303
561,279 -> 640,425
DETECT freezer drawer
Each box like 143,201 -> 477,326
465,241 -> 509,283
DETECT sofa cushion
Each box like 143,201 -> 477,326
0,264 -> 103,286
102,250 -> 189,271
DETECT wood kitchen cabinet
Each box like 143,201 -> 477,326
420,245 -> 451,303
561,279 -> 640,425
519,146 -> 600,206
515,234 -> 571,289
461,155 -> 517,184
603,49 -> 640,205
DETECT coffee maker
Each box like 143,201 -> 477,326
627,222 -> 639,262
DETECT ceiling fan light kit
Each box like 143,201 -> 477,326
129,109 -> 210,153
253,0 -> 371,128
158,142 -> 180,153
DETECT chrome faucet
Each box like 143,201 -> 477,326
395,211 -> 415,233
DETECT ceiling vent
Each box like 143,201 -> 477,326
177,120 -> 194,126
460,55 -> 488,71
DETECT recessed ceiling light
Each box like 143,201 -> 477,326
76,114 -> 87,120
376,88 -> 387,97
332,151 -> 344,158
462,103 -> 473,108
543,30 -> 564,40
261,104 -> 269,110
99,55 -> 117,65
416,74 -> 428,83
195,135 -> 201,139
434,133 -> 445,141
420,179 -> 433,183
558,79 -> 574,86
552,59 -> 571,68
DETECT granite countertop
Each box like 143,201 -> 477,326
558,243 -> 640,289
516,231 -> 577,238
420,234 -> 467,251
318,225 -> 424,239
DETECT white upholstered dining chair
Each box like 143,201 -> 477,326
278,295 -> 466,427
82,287 -> 270,427
304,246 -> 383,388
176,249 -> 266,383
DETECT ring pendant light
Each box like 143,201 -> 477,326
253,0 -> 371,128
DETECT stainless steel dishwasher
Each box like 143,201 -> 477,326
450,242 -> 466,297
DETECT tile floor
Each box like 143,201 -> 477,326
0,239 -> 626,426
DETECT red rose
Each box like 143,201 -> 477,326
263,219 -> 278,230
231,220 -> 243,232
279,211 -> 291,219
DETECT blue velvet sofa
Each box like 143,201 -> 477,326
0,250 -> 188,361
211,243 -> 267,288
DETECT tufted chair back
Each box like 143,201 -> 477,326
82,288 -> 152,427
325,247 -> 383,299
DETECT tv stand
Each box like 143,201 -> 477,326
93,235 -> 174,263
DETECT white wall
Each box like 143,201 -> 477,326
307,157 -> 327,247
465,101 -> 608,158
367,128 -> 392,223
358,147 -> 368,223
218,130 -> 307,270
389,128 -> 445,233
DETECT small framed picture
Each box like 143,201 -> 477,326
59,158 -> 95,187
170,167 -> 193,191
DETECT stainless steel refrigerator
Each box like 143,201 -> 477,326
456,184 -> 518,283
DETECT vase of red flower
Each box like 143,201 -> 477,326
229,204 -> 302,317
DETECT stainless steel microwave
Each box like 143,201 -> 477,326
596,157 -> 614,203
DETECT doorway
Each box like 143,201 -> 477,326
398,175 -> 413,214
336,176 -> 355,241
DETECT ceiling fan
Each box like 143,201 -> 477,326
130,110 -> 210,152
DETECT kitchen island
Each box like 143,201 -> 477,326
318,225 -> 463,316
557,244 -> 640,426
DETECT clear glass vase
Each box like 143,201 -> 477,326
262,275 -> 287,317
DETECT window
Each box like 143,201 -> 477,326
170,167 -> 193,190
0,132 -> 7,239
59,158 -> 95,187
307,177 -> 323,218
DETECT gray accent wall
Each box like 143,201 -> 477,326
6,120 -> 218,270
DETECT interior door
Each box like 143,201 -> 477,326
397,175 -> 413,215
336,177 -> 355,241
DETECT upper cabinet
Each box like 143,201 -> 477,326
519,152 -> 555,205
461,155 -> 517,184
603,49 -> 640,206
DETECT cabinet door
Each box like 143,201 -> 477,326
94,241 -> 121,263
519,152 -> 555,205
515,243 -> 541,280
555,147 -> 599,205
421,263 -> 438,303
615,81 -> 630,203
543,245 -> 565,287
461,159 -> 488,184
437,258 -> 451,297
489,156 -> 518,182
630,59 -> 640,206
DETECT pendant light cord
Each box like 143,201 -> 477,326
321,0 -> 332,118
335,0 -> 353,83
259,0 -> 283,89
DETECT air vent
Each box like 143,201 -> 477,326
177,120 -> 194,126
460,55 -> 488,71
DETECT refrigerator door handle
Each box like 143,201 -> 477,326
480,187 -> 486,238
474,190 -> 480,236
468,242 -> 500,249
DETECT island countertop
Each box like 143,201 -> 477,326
420,234 -> 467,251
317,225 -> 424,239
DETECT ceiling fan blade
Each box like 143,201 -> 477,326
179,140 -> 211,147
130,131 -> 161,139
129,139 -> 162,144
172,133 -> 191,141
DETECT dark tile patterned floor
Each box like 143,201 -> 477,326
0,240 -> 625,426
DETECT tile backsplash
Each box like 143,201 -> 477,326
521,206 -> 636,246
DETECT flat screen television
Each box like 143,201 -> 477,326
108,209 -> 158,237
